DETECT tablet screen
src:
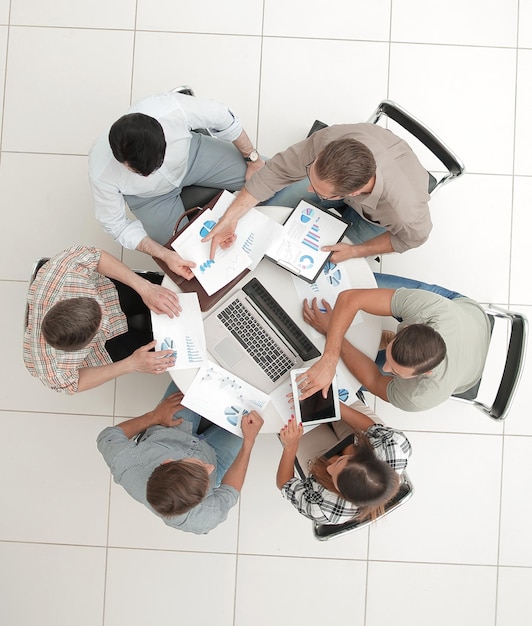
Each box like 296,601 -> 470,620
299,386 -> 338,423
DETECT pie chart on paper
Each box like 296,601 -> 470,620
300,207 -> 315,223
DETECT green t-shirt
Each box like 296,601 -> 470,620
386,289 -> 491,412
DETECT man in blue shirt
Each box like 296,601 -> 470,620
97,383 -> 263,534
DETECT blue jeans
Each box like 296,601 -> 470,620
261,179 -> 387,244
373,273 -> 464,300
162,382 -> 243,486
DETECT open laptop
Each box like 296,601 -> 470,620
203,278 -> 320,393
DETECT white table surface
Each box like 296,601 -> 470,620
163,205 -> 382,433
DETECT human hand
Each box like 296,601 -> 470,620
244,158 -> 265,181
202,215 -> 238,260
153,392 -> 186,427
128,340 -> 176,374
321,242 -> 360,263
139,282 -> 182,318
166,251 -> 196,280
241,410 -> 264,444
296,355 -> 337,400
302,297 -> 333,335
279,417 -> 303,452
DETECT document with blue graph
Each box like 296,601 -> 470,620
265,200 -> 349,283
150,293 -> 207,370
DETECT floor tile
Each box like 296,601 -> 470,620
496,566 -> 532,626
381,173 -> 512,303
366,561 -> 497,626
114,371 -> 174,418
3,26 -> 134,154
10,0 -> 136,28
515,51 -> 532,176
0,153 -> 120,281
499,435 -> 532,566
131,32 -> 261,141
0,0 -> 8,23
0,281 -> 116,416
104,548 -> 236,626
238,435 -> 370,559
389,43 -> 516,175
368,431 -> 502,564
258,37 -> 390,157
106,476 -> 239,552
263,0 -> 391,40
0,25 -> 6,121
0,411 -> 111,544
0,542 -> 106,626
235,554 -> 367,626
136,0 -> 263,34
391,0 -> 518,47
510,177 -> 532,304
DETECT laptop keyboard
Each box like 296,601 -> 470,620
218,299 -> 296,382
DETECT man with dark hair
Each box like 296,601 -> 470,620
97,384 -> 264,534
296,274 -> 492,413
204,124 -> 431,261
89,91 -> 264,277
24,246 -> 181,394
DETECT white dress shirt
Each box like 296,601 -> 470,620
88,92 -> 243,249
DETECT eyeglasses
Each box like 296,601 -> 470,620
305,162 -> 342,202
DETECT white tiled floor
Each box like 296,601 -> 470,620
0,1 -> 530,624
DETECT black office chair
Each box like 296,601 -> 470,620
307,99 -> 465,196
170,85 -> 225,211
452,305 -> 528,421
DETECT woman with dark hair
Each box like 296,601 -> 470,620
276,401 -> 411,524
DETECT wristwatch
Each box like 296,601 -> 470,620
244,149 -> 259,162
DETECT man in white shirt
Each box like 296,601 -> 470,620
89,91 -> 264,279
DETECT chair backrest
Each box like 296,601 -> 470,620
313,472 -> 414,541
452,306 -> 528,421
169,85 -> 223,210
368,100 -> 465,195
24,257 -> 50,329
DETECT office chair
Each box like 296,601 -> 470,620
170,85 -> 225,211
452,305 -> 528,421
287,418 -> 414,541
308,99 -> 465,196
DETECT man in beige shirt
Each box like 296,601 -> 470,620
204,124 -> 431,261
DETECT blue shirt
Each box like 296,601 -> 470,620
97,420 -> 239,534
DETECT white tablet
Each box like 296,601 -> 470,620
290,367 -> 341,426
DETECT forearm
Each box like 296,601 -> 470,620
224,188 -> 259,222
221,440 -> 254,492
339,340 -> 390,401
348,232 -> 395,258
232,130 -> 256,158
339,403 -> 375,431
116,409 -> 160,439
77,359 -> 134,392
137,236 -> 174,265
276,447 -> 298,489
97,250 -> 148,293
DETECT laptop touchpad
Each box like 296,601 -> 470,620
213,337 -> 245,367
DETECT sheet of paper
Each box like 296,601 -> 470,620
171,206 -> 252,295
150,293 -> 207,370
182,361 -> 271,437
266,200 -> 347,281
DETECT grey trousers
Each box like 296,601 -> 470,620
124,132 -> 247,244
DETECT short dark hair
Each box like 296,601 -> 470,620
41,297 -> 102,351
109,113 -> 166,176
146,460 -> 210,517
391,324 -> 447,375
314,138 -> 376,195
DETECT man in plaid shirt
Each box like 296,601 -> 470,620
24,246 -> 181,394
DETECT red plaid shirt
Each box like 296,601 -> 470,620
23,246 -> 127,393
